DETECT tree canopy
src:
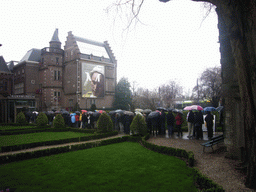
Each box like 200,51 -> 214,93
113,77 -> 132,110
192,66 -> 221,107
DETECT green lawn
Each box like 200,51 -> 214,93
0,125 -> 36,131
0,142 -> 197,192
0,132 -> 94,147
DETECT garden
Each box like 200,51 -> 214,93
0,111 -> 224,191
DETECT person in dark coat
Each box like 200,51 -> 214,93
82,113 -> 87,128
175,112 -> 183,137
124,114 -> 132,134
194,111 -> 204,139
205,111 -> 214,139
166,110 -> 175,137
160,110 -> 166,135
146,114 -> 152,135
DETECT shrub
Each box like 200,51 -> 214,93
36,112 -> 48,127
16,112 -> 26,125
130,114 -> 147,136
53,114 -> 65,128
97,112 -> 113,133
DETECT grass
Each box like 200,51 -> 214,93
0,142 -> 197,192
0,132 -> 94,147
0,125 -> 36,131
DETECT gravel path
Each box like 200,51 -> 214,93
147,135 -> 255,192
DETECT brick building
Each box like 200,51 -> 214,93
0,29 -> 117,123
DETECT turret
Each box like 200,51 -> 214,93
50,29 -> 61,49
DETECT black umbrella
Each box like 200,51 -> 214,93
142,109 -> 152,114
115,109 -> 125,115
124,111 -> 134,116
108,111 -> 116,116
147,111 -> 161,119
156,107 -> 166,111
167,108 -> 174,112
61,110 -> 70,115
93,112 -> 101,117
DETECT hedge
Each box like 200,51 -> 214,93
0,133 -> 224,191
0,127 -> 95,136
0,131 -> 118,153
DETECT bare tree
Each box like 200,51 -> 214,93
159,81 -> 183,108
192,66 -> 222,107
132,87 -> 159,110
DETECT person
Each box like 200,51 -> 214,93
160,109 -> 166,135
187,110 -> 194,138
175,112 -> 183,137
83,65 -> 105,98
205,111 -> 214,139
166,110 -> 175,137
75,113 -> 80,128
79,112 -> 83,129
70,113 -> 76,127
194,111 -> 204,139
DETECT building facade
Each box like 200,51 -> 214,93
0,29 -> 117,123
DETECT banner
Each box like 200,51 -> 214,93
82,63 -> 105,98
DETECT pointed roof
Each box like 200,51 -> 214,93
50,28 -> 60,43
20,48 -> 41,62
0,56 -> 11,73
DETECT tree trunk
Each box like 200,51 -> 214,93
216,0 -> 256,188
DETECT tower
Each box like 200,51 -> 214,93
39,29 -> 64,111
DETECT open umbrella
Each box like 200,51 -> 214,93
142,109 -> 152,114
75,111 -> 80,114
97,110 -> 106,114
115,109 -> 125,114
147,111 -> 161,119
124,111 -> 134,116
167,108 -> 174,112
61,110 -> 69,115
183,106 -> 192,111
135,108 -> 143,113
156,107 -> 166,111
108,110 -> 116,116
216,106 -> 224,112
204,107 -> 216,112
81,110 -> 87,113
93,112 -> 101,117
191,105 -> 203,111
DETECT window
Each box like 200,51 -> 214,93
54,91 -> 60,97
54,70 -> 61,80
56,57 -> 59,65
14,82 -> 24,94
69,99 -> 73,107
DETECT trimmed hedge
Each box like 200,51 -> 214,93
141,134 -> 195,167
193,168 -> 225,191
0,131 -> 118,153
16,112 -> 26,125
0,132 -> 224,192
0,127 -> 96,136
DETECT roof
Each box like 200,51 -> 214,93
73,35 -> 116,63
0,56 -> 11,73
50,28 -> 60,43
75,36 -> 109,58
20,48 -> 41,62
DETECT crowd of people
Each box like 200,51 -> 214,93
23,108 -> 215,140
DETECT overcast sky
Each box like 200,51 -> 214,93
0,0 -> 220,96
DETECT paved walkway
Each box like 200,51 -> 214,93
0,133 -> 127,157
